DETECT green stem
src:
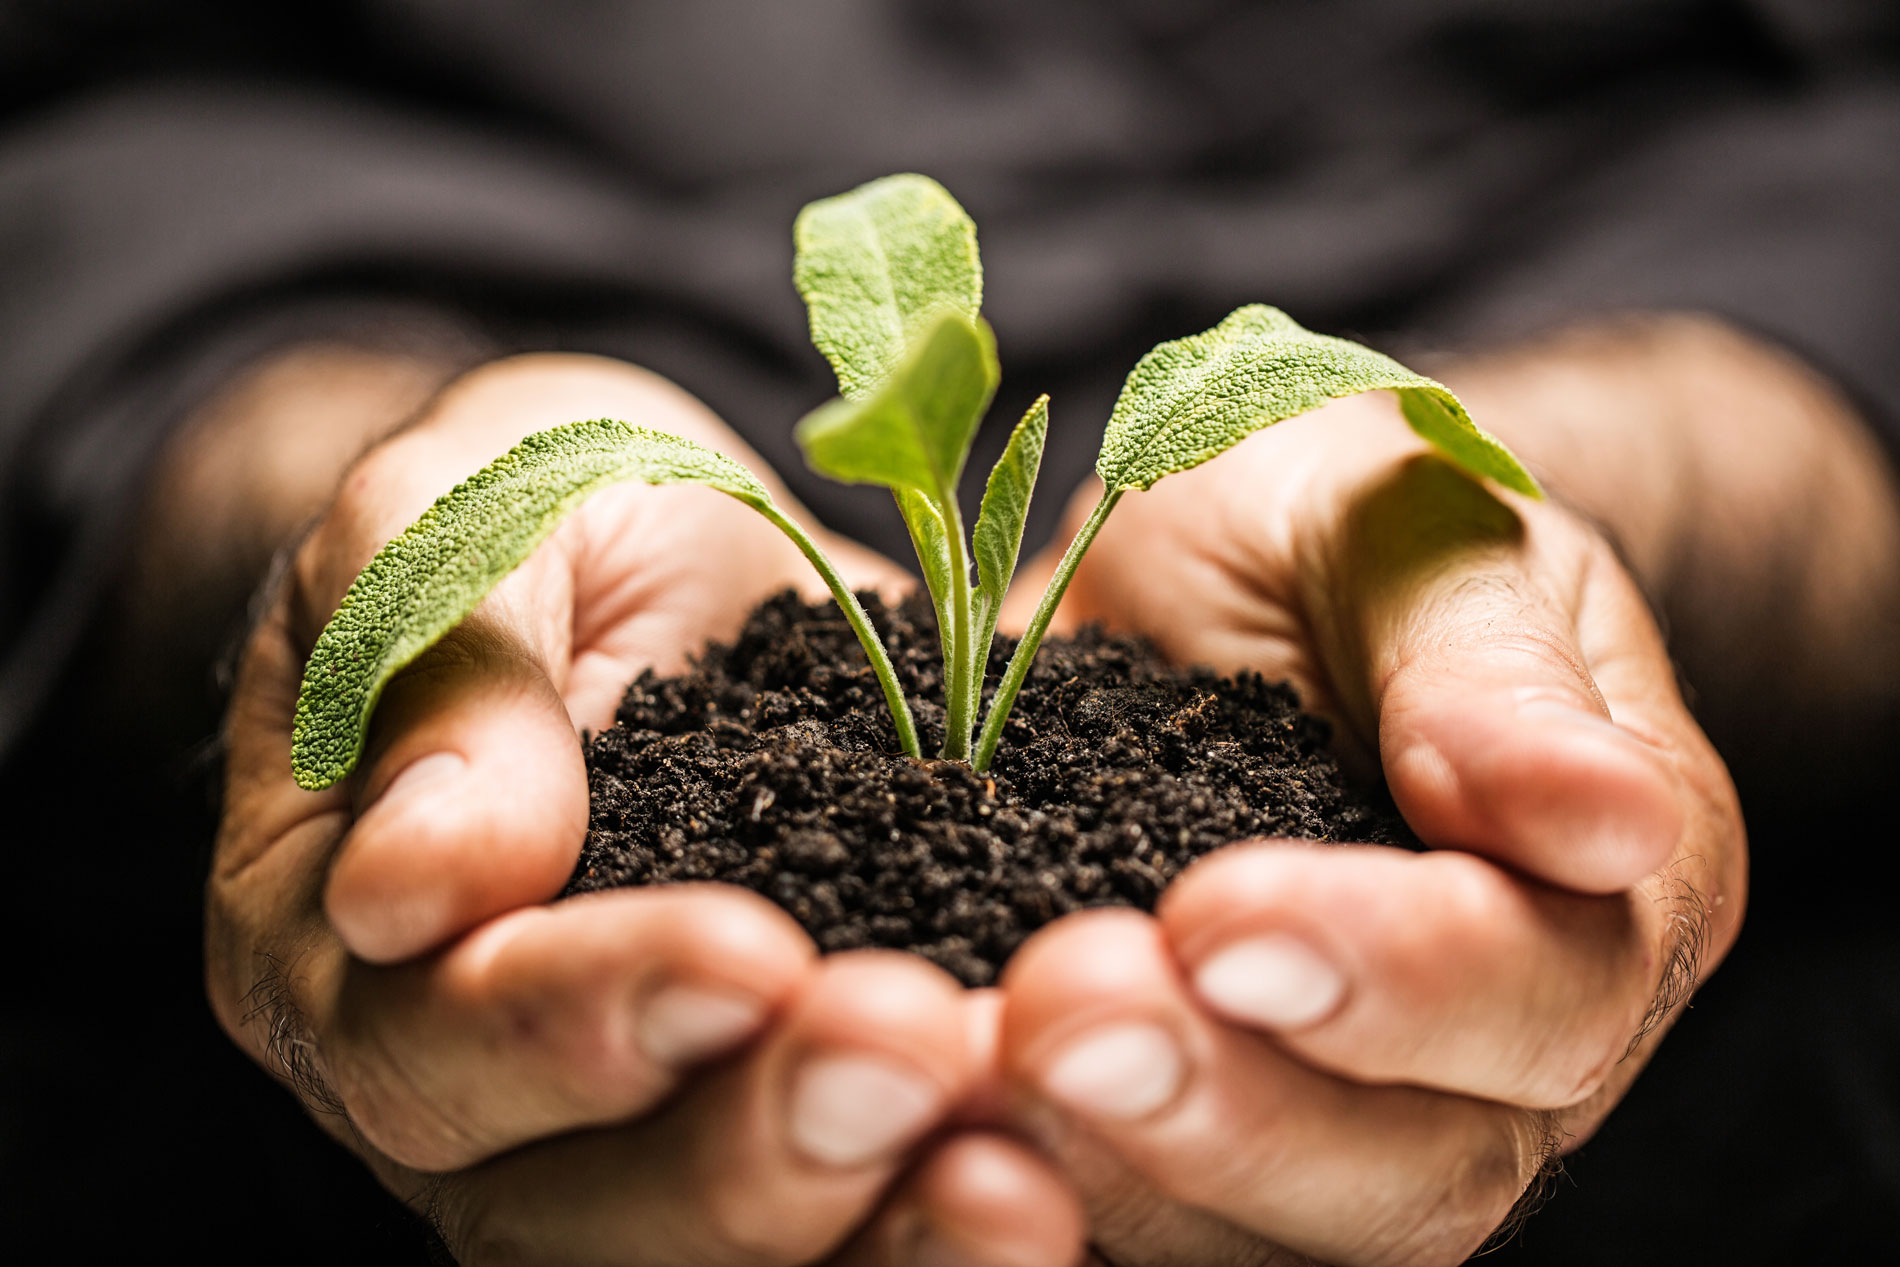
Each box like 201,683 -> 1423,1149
761,504 -> 922,759
972,487 -> 1123,772
938,489 -> 975,761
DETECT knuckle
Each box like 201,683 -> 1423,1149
1428,853 -> 1516,931
469,952 -> 656,1106
1518,984 -> 1639,1108
336,434 -> 416,508
1544,1030 -> 1624,1107
325,1025 -> 483,1171
324,451 -> 402,545
1384,855 -> 1516,987
1364,1117 -> 1541,1267
503,994 -> 647,1110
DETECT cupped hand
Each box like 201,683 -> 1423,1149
207,353 -> 1085,1266
994,392 -> 1746,1266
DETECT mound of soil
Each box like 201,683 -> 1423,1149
567,592 -> 1410,986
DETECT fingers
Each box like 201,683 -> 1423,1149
323,610 -> 589,962
324,886 -> 814,1171
1000,911 -> 1547,1267
438,952 -> 980,1266
830,1133 -> 1088,1267
1334,457 -> 1684,892
1157,843 -> 1655,1107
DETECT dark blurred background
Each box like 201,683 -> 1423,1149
2,2 -> 1897,1261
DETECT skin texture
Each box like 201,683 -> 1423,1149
205,353 -> 1087,1267
992,391 -> 1744,1266
976,315 -> 1897,1266
192,315 -> 1900,1265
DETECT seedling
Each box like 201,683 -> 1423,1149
291,174 -> 1539,790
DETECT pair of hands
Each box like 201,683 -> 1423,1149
207,352 -> 1744,1266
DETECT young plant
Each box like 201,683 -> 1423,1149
291,173 -> 1539,790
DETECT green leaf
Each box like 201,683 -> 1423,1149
972,394 -> 1048,615
294,422 -> 770,791
1094,305 -> 1541,498
967,393 -> 1048,712
794,311 -> 999,498
794,172 -> 983,401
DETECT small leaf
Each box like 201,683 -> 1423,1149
896,486 -> 958,670
794,173 -> 983,400
972,394 -> 1048,612
291,422 -> 776,791
795,311 -> 999,498
969,393 -> 1049,700
1095,305 -> 1541,497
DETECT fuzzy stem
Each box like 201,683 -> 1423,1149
972,487 -> 1123,772
760,504 -> 922,758
938,489 -> 976,761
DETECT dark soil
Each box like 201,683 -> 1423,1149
568,591 -> 1412,987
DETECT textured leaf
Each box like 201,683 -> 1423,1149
795,311 -> 999,497
1095,305 -> 1541,497
291,422 -> 775,791
973,395 -> 1049,614
794,173 -> 983,401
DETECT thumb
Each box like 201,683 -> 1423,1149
325,604 -> 588,963
1342,460 -> 1683,894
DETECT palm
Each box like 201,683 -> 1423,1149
207,356 -> 1096,1266
993,392 -> 1745,1266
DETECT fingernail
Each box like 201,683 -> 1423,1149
637,985 -> 767,1067
1193,934 -> 1345,1030
380,751 -> 466,805
789,1053 -> 943,1167
1041,1022 -> 1183,1120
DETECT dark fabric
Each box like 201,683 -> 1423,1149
1,2 -> 1896,1261
7,0 -> 1900,754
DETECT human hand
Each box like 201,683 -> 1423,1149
206,353 -> 1085,1265
994,390 -> 1746,1265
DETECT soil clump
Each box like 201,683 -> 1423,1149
569,592 -> 1411,986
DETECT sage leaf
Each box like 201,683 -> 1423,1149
794,311 -> 999,498
794,172 -> 983,401
292,420 -> 925,791
1094,305 -> 1541,498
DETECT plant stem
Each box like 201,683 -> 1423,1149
761,504 -> 922,758
972,487 -> 1123,772
938,489 -> 975,761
